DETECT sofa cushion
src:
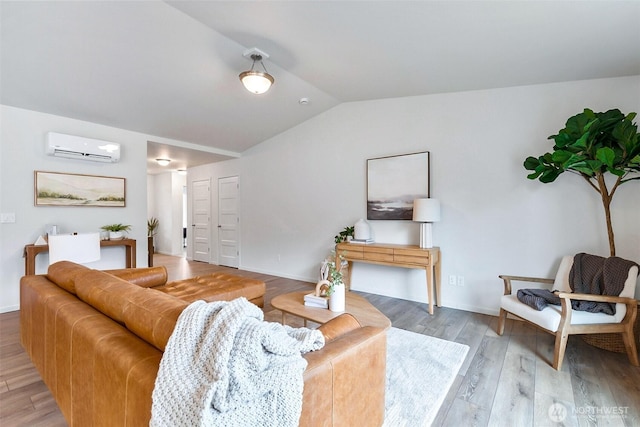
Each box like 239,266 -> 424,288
74,269 -> 148,324
500,293 -> 626,332
122,289 -> 188,351
105,266 -> 168,288
552,255 -> 574,293
154,272 -> 265,303
74,268 -> 187,350
46,261 -> 92,294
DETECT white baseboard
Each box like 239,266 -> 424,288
239,265 -> 315,284
0,305 -> 20,314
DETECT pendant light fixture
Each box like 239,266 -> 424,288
239,48 -> 274,94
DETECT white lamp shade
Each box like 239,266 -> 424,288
240,72 -> 274,94
412,198 -> 441,222
48,233 -> 101,264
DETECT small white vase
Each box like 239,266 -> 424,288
109,231 -> 124,240
329,282 -> 346,312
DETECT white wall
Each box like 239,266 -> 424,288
0,105 -> 190,312
147,174 -> 156,220
4,76 -> 638,315
148,172 -> 185,256
235,76 -> 640,315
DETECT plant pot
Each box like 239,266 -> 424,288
148,236 -> 154,267
329,282 -> 346,312
109,231 -> 124,240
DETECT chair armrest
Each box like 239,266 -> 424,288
498,275 -> 554,295
555,294 -> 638,330
557,292 -> 638,305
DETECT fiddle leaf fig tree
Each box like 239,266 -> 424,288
524,108 -> 640,256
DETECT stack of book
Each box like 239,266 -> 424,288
304,293 -> 329,308
349,238 -> 374,244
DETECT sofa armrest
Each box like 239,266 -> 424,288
105,266 -> 168,288
317,313 -> 362,343
301,324 -> 386,427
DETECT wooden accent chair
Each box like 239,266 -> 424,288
497,255 -> 639,370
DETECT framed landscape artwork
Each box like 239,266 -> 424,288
367,151 -> 430,220
34,171 -> 126,207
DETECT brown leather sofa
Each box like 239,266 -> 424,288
105,265 -> 267,307
20,261 -> 387,426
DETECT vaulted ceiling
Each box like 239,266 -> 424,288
2,1 -> 639,173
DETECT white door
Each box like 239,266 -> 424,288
218,176 -> 239,268
192,179 -> 210,263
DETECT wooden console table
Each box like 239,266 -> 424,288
24,238 -> 137,275
336,242 -> 441,315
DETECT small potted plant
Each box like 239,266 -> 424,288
100,223 -> 131,240
334,226 -> 355,244
147,217 -> 159,238
147,217 -> 159,266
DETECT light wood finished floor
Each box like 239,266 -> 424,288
1,254 -> 639,426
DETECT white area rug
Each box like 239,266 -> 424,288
383,327 -> 469,427
262,311 -> 468,426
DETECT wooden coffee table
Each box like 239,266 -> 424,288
271,291 -> 391,329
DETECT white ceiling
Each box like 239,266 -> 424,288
2,1 -> 639,173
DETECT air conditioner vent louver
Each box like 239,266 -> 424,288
46,132 -> 120,163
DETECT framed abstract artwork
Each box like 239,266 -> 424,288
34,171 -> 126,207
367,151 -> 430,220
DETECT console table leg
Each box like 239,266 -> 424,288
426,267 -> 434,315
26,257 -> 35,276
435,254 -> 442,307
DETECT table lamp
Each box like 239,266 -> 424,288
412,198 -> 441,248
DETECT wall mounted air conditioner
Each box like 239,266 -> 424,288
46,132 -> 121,163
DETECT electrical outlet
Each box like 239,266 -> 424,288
449,275 -> 456,286
0,213 -> 16,223
457,276 -> 465,287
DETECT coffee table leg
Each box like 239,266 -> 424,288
277,310 -> 309,327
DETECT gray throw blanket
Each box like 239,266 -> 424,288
150,297 -> 325,427
517,253 -> 638,314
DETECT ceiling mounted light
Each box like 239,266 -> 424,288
239,48 -> 274,94
156,158 -> 171,166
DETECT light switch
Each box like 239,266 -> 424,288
1,213 -> 16,223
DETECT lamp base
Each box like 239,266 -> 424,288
419,223 -> 434,249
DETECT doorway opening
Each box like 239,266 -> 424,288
182,185 -> 187,252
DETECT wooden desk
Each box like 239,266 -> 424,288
336,242 -> 441,315
24,238 -> 137,275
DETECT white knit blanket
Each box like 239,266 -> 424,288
150,298 -> 324,427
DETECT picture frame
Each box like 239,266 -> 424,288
367,151 -> 430,220
34,171 -> 126,207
